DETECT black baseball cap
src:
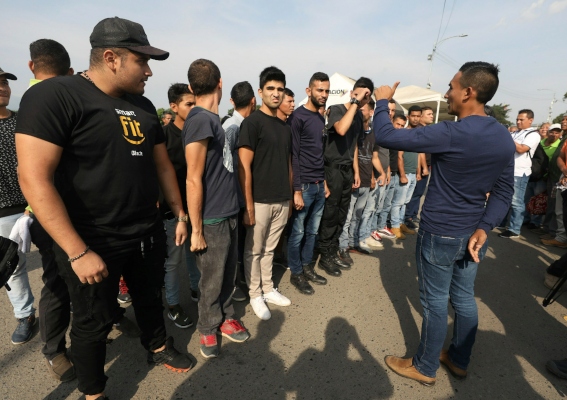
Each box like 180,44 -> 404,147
90,17 -> 169,60
0,67 -> 17,80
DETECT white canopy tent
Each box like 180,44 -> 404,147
392,85 -> 454,123
297,72 -> 406,113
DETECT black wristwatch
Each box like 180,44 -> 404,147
350,98 -> 360,106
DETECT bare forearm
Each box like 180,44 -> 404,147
398,152 -> 406,177
334,105 -> 358,136
238,164 -> 254,211
187,178 -> 203,234
158,168 -> 186,218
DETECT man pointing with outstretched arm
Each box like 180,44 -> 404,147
373,62 -> 515,386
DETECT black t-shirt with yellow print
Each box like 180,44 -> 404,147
16,75 -> 165,250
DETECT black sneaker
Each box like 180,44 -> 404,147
167,305 -> 193,329
404,219 -> 418,230
113,315 -> 142,337
499,230 -> 519,239
148,337 -> 193,372
547,358 -> 567,379
232,286 -> 247,302
290,273 -> 314,295
190,289 -> 199,303
11,314 -> 36,345
526,223 -> 540,231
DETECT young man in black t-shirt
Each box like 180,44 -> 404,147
15,18 -> 193,400
161,83 -> 201,328
239,66 -> 293,320
317,77 -> 374,274
184,59 -> 249,359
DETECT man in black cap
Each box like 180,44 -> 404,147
15,17 -> 192,400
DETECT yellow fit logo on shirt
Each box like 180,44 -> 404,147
116,109 -> 145,145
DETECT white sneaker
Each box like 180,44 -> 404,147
263,288 -> 291,306
250,296 -> 271,320
365,237 -> 384,250
358,241 -> 373,253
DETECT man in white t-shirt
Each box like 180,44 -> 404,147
499,109 -> 540,238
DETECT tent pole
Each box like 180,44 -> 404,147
435,99 -> 440,123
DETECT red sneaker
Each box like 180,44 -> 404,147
219,319 -> 250,343
117,277 -> 132,303
200,334 -> 218,358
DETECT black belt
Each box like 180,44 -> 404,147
324,162 -> 352,171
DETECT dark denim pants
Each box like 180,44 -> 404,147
287,182 -> 326,274
53,230 -> 167,395
413,229 -> 486,378
194,216 -> 238,335
29,213 -> 71,360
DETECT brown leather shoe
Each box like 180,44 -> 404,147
46,353 -> 76,382
390,227 -> 406,240
384,355 -> 435,386
439,350 -> 467,379
400,224 -> 416,235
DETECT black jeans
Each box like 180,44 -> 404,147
53,231 -> 167,395
194,216 -> 238,335
318,165 -> 354,254
29,213 -> 71,360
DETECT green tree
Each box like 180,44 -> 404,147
490,103 -> 512,126
553,113 -> 565,124
563,91 -> 567,102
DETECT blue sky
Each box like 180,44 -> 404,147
2,0 -> 566,124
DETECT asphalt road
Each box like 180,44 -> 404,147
1,225 -> 567,399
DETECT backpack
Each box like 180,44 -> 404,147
0,236 -> 19,291
528,130 -> 549,182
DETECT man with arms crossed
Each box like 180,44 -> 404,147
287,72 -> 330,295
16,18 -> 193,400
185,59 -> 250,359
374,62 -> 515,386
239,66 -> 293,320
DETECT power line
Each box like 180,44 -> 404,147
435,0 -> 447,47
441,0 -> 457,39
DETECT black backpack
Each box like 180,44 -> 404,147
0,237 -> 19,291
528,130 -> 549,182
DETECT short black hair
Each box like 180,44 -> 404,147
259,66 -> 285,89
518,109 -> 535,119
30,39 -> 71,76
367,98 -> 376,109
408,105 -> 422,114
388,99 -> 396,104
309,72 -> 330,87
187,59 -> 221,96
283,88 -> 295,98
163,111 -> 173,117
394,113 -> 407,122
421,106 -> 433,112
353,76 -> 374,93
231,81 -> 255,109
90,47 -> 129,68
484,105 -> 494,117
459,62 -> 500,104
167,83 -> 193,104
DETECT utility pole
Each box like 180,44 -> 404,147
426,34 -> 468,90
538,89 -> 557,122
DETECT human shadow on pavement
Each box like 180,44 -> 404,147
170,309 -> 287,399
377,236 -> 422,356
471,229 -> 567,397
285,317 -> 393,399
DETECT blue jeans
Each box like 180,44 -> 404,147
1,213 -> 35,319
339,187 -> 370,249
287,182 -> 326,275
360,185 -> 379,241
377,180 -> 395,229
523,180 -> 546,226
507,174 -> 530,234
390,173 -> 417,228
164,218 -> 201,306
413,229 -> 486,378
